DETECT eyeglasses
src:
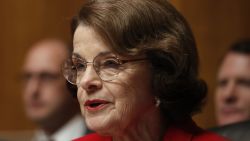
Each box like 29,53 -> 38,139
62,52 -> 147,85
20,72 -> 61,86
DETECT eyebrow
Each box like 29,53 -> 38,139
72,53 -> 83,59
72,51 -> 113,60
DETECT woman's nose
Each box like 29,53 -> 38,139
78,66 -> 102,93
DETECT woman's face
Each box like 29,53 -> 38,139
73,24 -> 155,134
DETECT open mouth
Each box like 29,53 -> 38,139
84,99 -> 110,111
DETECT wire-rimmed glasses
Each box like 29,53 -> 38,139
62,52 -> 147,86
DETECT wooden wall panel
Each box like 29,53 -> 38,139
0,0 -> 250,130
0,0 -> 84,130
170,0 -> 250,128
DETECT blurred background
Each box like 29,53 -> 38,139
0,0 -> 250,132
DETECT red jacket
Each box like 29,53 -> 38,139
73,120 -> 229,141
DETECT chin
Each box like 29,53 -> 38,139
87,118 -> 111,134
85,114 -> 121,135
27,112 -> 43,120
27,110 -> 51,123
219,115 -> 249,125
28,115 -> 46,124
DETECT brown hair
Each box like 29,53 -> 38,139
71,0 -> 207,121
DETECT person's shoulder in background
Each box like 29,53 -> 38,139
209,120 -> 250,141
193,131 -> 230,141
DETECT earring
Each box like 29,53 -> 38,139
155,97 -> 161,107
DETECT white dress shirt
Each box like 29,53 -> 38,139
33,114 -> 87,141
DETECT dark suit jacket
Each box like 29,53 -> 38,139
209,120 -> 250,141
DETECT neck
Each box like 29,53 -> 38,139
41,113 -> 77,136
112,106 -> 167,141
39,103 -> 80,136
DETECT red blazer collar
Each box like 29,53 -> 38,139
74,119 -> 205,141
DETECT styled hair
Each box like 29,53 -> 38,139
219,39 -> 250,68
71,0 -> 207,121
229,39 -> 250,55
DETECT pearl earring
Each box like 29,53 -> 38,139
155,97 -> 161,107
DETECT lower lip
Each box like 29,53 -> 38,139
85,103 -> 110,111
29,102 -> 44,108
222,109 -> 239,114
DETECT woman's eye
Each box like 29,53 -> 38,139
72,59 -> 86,70
101,58 -> 120,68
75,63 -> 86,70
71,57 -> 86,70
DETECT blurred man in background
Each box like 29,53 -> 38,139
21,38 -> 88,141
215,40 -> 250,126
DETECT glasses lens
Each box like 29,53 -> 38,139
94,54 -> 121,81
62,59 -> 77,85
62,54 -> 124,84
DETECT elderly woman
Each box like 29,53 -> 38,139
62,0 -> 229,141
